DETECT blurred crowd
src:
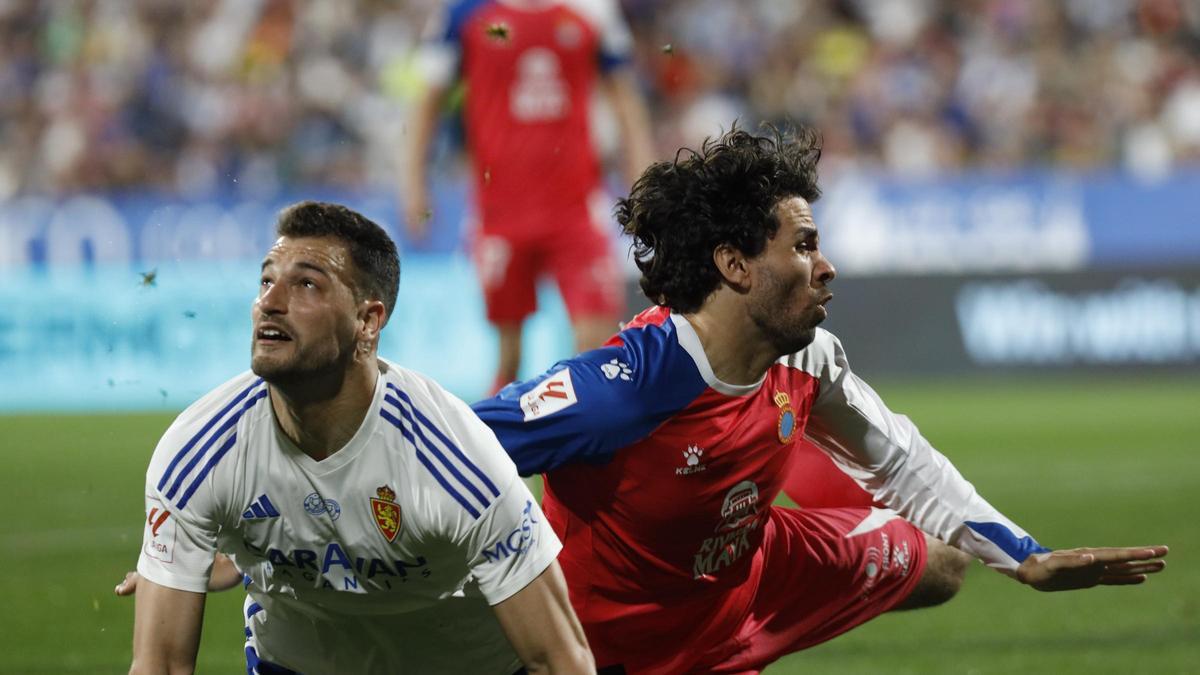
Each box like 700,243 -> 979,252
1,0 -> 1198,199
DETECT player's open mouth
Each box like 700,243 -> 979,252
256,325 -> 293,342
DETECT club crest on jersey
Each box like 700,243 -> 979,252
774,391 -> 797,444
370,485 -> 401,543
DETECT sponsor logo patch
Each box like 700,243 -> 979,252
676,445 -> 707,475
370,485 -> 401,543
303,492 -> 341,522
693,481 -> 763,579
520,369 -> 578,421
600,358 -> 633,381
144,497 -> 176,563
242,493 -> 280,520
482,500 -> 541,563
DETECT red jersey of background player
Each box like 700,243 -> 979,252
420,0 -> 633,235
473,306 -> 1049,670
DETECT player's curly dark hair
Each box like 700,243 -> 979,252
616,124 -> 822,313
276,201 -> 400,325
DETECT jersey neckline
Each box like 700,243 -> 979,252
669,313 -> 766,398
271,368 -> 387,475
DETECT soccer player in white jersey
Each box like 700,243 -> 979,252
129,201 -> 594,674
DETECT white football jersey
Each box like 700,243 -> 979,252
137,359 -> 561,674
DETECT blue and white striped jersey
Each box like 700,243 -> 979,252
137,359 -> 559,674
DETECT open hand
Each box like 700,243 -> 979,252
1016,546 -> 1168,591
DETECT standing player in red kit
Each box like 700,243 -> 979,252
470,126 -> 1169,672
404,0 -> 655,394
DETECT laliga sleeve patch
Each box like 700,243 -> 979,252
144,496 -> 176,563
520,369 -> 578,421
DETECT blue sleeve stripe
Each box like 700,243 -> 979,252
965,521 -> 1051,563
389,384 -> 501,498
379,408 -> 482,519
246,602 -> 263,619
176,430 -> 239,509
384,392 -> 493,511
164,389 -> 268,503
157,379 -> 263,492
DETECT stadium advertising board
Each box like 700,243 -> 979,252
1,169 -> 1197,411
815,267 -> 1200,376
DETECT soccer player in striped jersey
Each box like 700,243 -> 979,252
468,126 -> 1170,672
129,201 -> 593,674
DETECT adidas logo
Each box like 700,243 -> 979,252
241,494 -> 280,520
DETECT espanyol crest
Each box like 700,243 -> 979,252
774,391 -> 796,444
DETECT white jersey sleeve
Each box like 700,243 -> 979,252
394,369 -> 562,605
136,373 -> 266,592
791,329 -> 1049,573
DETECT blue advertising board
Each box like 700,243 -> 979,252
0,257 -> 575,412
2,168 -> 1198,411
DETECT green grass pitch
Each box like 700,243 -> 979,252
2,375 -> 1197,673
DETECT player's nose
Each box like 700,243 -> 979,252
256,282 -> 288,315
813,251 -> 836,285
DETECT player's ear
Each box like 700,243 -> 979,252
713,243 -> 751,290
358,300 -> 387,343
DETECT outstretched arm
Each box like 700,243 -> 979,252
130,576 -> 206,675
1017,546 -> 1168,591
799,331 -> 1169,583
492,561 -> 595,674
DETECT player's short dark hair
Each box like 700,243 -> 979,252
616,124 -> 823,313
275,201 -> 400,325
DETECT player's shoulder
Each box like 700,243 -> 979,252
148,371 -> 270,507
781,328 -> 848,380
154,372 -> 268,457
479,307 -> 705,425
378,359 -> 514,521
378,359 -> 479,427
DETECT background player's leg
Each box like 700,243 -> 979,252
891,534 -> 971,611
546,205 -> 624,354
474,233 -> 537,395
492,322 -> 523,395
572,316 -> 618,354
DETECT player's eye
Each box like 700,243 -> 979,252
260,277 -> 273,288
300,279 -> 317,289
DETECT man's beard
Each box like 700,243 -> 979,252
749,272 -> 822,357
251,338 -> 355,388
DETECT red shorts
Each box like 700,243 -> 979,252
586,507 -> 927,673
472,200 -> 624,325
